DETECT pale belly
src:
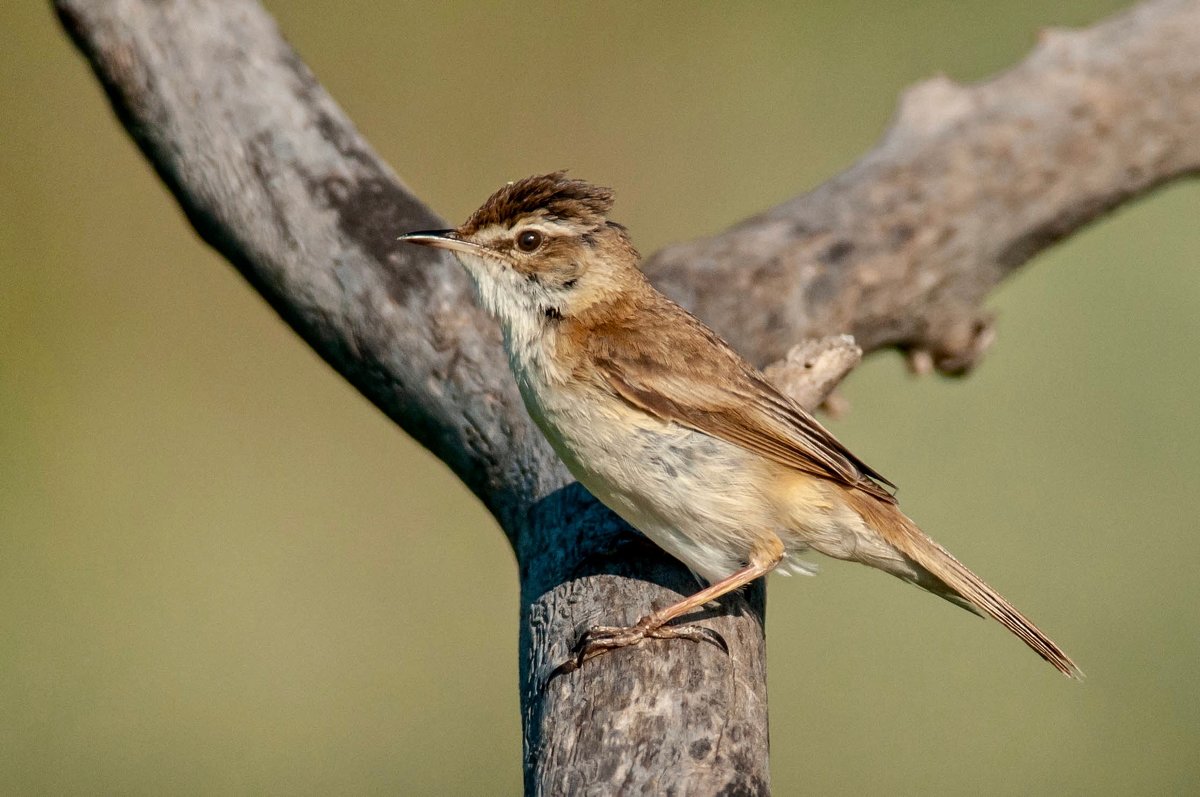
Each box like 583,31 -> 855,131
519,375 -> 808,583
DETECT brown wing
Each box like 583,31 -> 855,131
586,301 -> 896,502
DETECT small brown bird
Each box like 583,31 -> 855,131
400,172 -> 1079,677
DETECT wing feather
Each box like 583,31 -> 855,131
587,307 -> 895,502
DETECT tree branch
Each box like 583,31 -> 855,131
650,0 -> 1200,376
54,0 -> 1199,794
764,335 -> 863,414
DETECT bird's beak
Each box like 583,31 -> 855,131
397,229 -> 485,256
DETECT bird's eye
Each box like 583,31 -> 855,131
517,230 -> 543,252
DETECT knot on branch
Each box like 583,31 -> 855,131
764,334 -> 863,413
905,307 -> 997,377
891,74 -> 973,140
1035,25 -> 1088,57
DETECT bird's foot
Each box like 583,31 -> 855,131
553,615 -> 728,676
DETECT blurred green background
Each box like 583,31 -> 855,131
3,1 -> 1198,794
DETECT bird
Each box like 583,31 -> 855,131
398,171 -> 1079,678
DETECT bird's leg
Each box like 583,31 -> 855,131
560,544 -> 783,673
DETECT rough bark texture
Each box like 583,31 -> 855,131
54,0 -> 1200,794
649,0 -> 1200,376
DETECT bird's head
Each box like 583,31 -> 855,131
399,172 -> 641,336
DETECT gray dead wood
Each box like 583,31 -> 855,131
54,0 -> 1199,794
649,0 -> 1200,376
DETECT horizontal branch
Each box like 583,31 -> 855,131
649,0 -> 1200,375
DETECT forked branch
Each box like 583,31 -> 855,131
54,0 -> 1199,794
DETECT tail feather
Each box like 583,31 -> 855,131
845,491 -> 1081,678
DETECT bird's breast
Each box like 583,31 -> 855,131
509,347 -> 785,581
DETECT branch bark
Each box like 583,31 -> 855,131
54,0 -> 1199,794
650,0 -> 1200,376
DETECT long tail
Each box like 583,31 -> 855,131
844,490 -> 1081,678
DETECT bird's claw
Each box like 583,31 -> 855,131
551,618 -> 728,677
665,623 -> 729,655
